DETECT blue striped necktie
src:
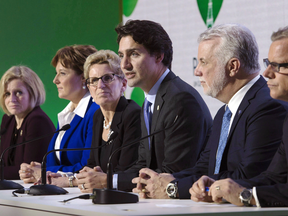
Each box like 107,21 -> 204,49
214,106 -> 232,174
143,99 -> 152,149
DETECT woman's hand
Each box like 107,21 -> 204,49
19,161 -> 41,183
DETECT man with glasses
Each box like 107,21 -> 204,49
190,26 -> 288,207
132,23 -> 288,200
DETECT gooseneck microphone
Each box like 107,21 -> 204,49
0,124 -> 71,190
27,132 -> 119,196
93,115 -> 179,204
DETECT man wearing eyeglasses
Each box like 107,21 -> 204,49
131,23 -> 288,200
190,26 -> 288,207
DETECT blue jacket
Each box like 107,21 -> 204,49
46,98 -> 99,172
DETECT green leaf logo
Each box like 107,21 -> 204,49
197,0 -> 223,28
123,0 -> 138,17
131,87 -> 145,106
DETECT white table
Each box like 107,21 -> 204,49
0,182 -> 288,216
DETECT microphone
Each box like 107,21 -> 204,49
27,132 -> 119,195
92,115 -> 179,204
0,124 -> 70,190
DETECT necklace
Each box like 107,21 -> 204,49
103,119 -> 111,130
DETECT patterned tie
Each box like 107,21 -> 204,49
143,99 -> 152,149
214,106 -> 232,174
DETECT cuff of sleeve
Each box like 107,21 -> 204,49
253,187 -> 261,207
57,171 -> 72,177
113,174 -> 118,190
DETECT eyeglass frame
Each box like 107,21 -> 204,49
86,73 -> 123,87
263,58 -> 288,73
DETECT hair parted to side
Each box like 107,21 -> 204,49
51,45 -> 97,75
0,66 -> 46,115
198,23 -> 260,74
271,26 -> 288,41
84,50 -> 123,79
115,19 -> 173,69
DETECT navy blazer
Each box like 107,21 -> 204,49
87,96 -> 141,173
174,76 -> 288,198
117,71 -> 213,191
235,115 -> 288,207
0,106 -> 55,180
46,97 -> 99,172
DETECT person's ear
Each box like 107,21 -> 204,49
227,58 -> 240,77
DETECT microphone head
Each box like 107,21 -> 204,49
60,124 -> 71,131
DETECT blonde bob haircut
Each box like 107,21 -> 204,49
84,49 -> 124,79
0,66 -> 46,115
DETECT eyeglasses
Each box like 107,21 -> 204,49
263,58 -> 288,73
86,73 -> 123,87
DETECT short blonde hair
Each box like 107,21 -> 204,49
84,50 -> 123,79
0,66 -> 45,115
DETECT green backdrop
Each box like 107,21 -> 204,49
0,0 -> 121,126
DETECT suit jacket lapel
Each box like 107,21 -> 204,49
150,71 -> 176,134
227,76 -> 266,142
108,96 -> 128,156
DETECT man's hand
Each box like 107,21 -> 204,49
47,172 -> 69,187
76,166 -> 107,193
190,175 -> 215,202
208,178 -> 254,206
132,168 -> 175,199
19,161 -> 41,183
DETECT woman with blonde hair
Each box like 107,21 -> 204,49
46,50 -> 141,189
0,66 -> 55,180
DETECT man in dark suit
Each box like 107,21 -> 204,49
193,26 -> 288,207
114,19 -> 213,191
76,20 -> 213,192
132,24 -> 288,199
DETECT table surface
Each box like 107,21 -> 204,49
0,181 -> 288,216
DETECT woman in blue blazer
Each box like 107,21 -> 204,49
19,45 -> 99,183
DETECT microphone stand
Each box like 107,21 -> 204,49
28,132 -> 118,196
92,115 -> 178,204
0,124 -> 70,190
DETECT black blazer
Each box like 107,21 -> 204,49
173,76 -> 288,198
117,71 -> 213,191
0,106 -> 55,180
86,96 -> 141,173
236,114 -> 288,207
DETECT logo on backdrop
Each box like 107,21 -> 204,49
197,0 -> 223,28
123,0 -> 138,17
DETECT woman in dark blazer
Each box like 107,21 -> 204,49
47,50 -> 141,188
0,66 -> 55,180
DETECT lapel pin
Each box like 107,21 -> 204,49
238,110 -> 242,115
157,105 -> 159,110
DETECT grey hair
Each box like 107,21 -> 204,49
271,26 -> 288,41
198,23 -> 260,74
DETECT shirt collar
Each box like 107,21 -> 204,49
59,92 -> 91,118
145,68 -> 170,106
228,75 -> 260,117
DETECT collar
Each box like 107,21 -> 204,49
58,91 -> 91,119
145,68 -> 170,113
227,75 -> 260,124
